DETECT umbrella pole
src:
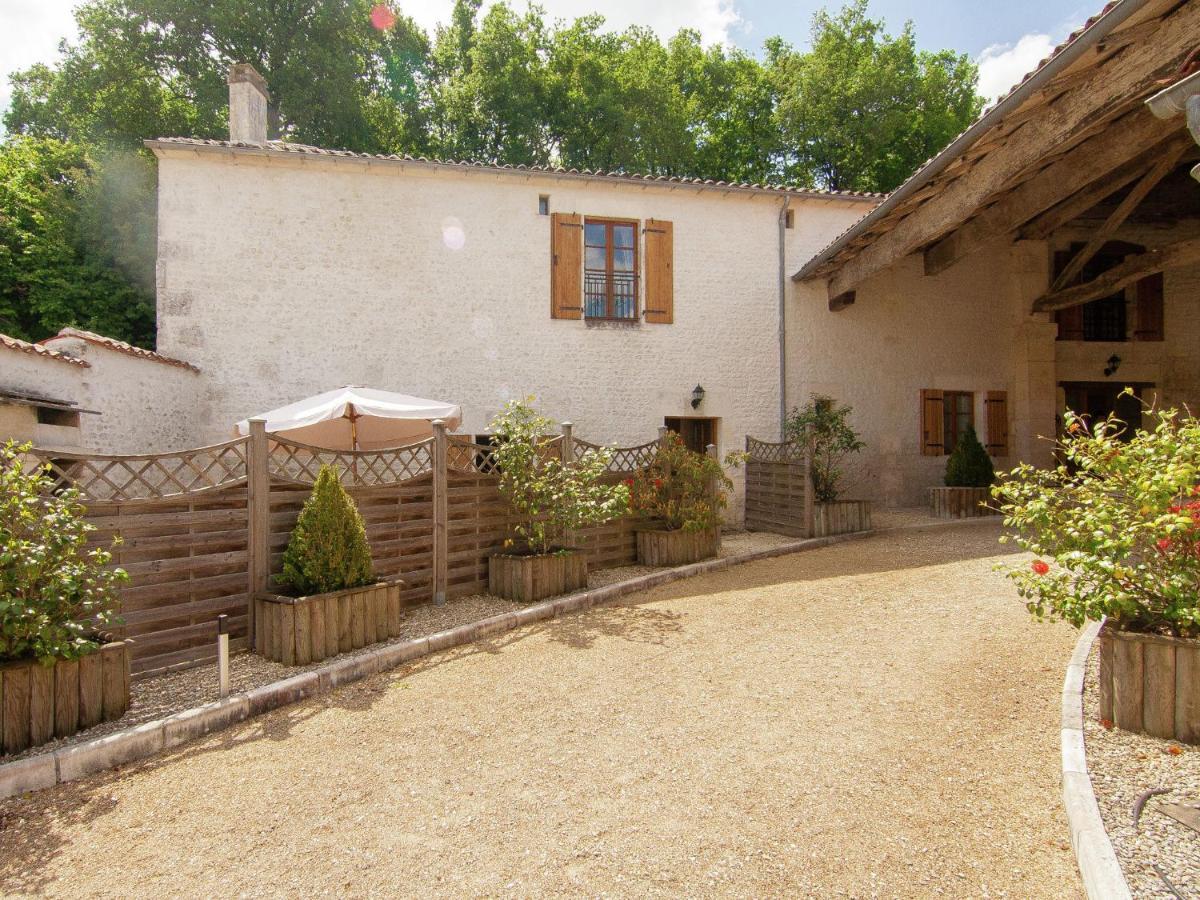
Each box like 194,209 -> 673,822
348,406 -> 360,480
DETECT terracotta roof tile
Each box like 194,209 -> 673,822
47,328 -> 200,372
0,332 -> 90,368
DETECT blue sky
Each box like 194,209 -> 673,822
1,0 -> 1101,117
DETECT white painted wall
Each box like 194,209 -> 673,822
153,146 -> 875,510
1,339 -> 203,453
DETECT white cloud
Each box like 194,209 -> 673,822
0,0 -> 78,116
403,0 -> 744,47
976,32 -> 1058,103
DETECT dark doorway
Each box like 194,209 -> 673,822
1060,382 -> 1150,439
664,416 -> 718,454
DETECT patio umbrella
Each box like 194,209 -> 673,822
235,385 -> 462,450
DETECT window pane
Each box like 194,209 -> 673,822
585,222 -> 607,245
585,246 -> 605,270
613,225 -> 634,248
613,248 -> 634,271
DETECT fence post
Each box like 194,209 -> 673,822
247,418 -> 270,649
706,443 -> 719,503
561,421 -> 573,465
802,433 -> 815,538
432,419 -> 448,606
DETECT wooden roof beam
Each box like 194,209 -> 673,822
1031,236 -> 1200,312
1050,142 -> 1188,288
822,0 -> 1200,297
922,115 -> 1180,276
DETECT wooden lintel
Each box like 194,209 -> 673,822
824,0 -> 1200,297
922,115 -> 1179,276
828,290 -> 856,312
1050,143 -> 1188,290
1032,237 -> 1200,312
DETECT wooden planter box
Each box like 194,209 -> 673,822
489,550 -> 587,603
812,500 -> 872,537
636,527 -> 721,566
929,486 -> 998,519
255,579 -> 405,666
1,641 -> 131,755
1098,626 -> 1200,743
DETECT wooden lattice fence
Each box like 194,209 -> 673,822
21,423 -> 659,678
743,436 -> 814,538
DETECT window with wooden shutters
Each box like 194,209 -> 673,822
584,218 -> 638,320
920,389 -> 944,456
550,212 -> 583,320
1135,272 -> 1164,341
985,391 -> 1009,457
643,219 -> 673,324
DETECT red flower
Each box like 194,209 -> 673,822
1170,504 -> 1182,514
369,4 -> 397,30
653,478 -> 663,489
624,478 -> 634,487
1157,538 -> 1172,552
1031,560 -> 1050,575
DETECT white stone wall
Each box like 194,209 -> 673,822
153,148 -> 875,511
1,340 -> 204,454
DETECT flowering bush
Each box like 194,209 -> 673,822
627,431 -> 735,532
491,399 -> 628,555
992,399 -> 1200,637
1,442 -> 126,662
784,394 -> 864,502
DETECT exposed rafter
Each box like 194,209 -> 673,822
1031,236 -> 1200,312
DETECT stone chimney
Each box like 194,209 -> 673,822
227,63 -> 269,144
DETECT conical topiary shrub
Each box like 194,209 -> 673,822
279,464 -> 373,595
944,425 -> 995,488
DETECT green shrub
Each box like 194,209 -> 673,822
0,442 -> 126,663
279,465 -> 374,595
628,431 -> 736,532
784,394 -> 864,502
490,398 -> 628,555
993,399 -> 1200,637
944,425 -> 994,487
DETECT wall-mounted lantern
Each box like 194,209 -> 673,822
1104,354 -> 1122,377
691,384 -> 706,409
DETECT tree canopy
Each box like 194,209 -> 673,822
1,0 -> 983,345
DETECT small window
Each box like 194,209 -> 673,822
36,407 -> 80,427
664,417 -> 717,454
942,391 -> 974,454
538,194 -> 549,216
584,218 -> 638,321
784,209 -> 794,229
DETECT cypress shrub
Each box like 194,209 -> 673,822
944,425 -> 995,488
279,465 -> 373,595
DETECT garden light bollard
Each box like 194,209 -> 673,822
217,614 -> 230,698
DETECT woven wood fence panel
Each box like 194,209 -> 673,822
744,437 -> 812,538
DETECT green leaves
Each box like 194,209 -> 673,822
489,398 -> 628,555
627,431 -> 733,532
944,425 -> 994,488
0,442 -> 126,663
784,394 -> 864,503
992,402 -> 1200,637
279,465 -> 374,596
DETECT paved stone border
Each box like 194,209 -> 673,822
0,519 -> 998,802
1061,620 -> 1132,900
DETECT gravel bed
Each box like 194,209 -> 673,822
0,525 -> 1081,897
1083,644 -> 1200,896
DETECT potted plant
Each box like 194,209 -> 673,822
629,431 -> 732,565
784,394 -> 871,536
930,425 -> 999,518
256,464 -> 404,665
1,442 -> 131,754
993,398 -> 1200,742
488,399 -> 628,602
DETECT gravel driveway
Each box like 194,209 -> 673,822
0,524 -> 1082,897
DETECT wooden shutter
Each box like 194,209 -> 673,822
550,212 -> 582,320
985,390 -> 1009,457
1052,251 -> 1084,340
920,389 -> 944,456
643,219 -> 673,324
1135,272 -> 1164,341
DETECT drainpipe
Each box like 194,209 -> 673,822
778,196 -> 791,438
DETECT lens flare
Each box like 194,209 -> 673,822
370,4 -> 396,31
441,217 -> 466,251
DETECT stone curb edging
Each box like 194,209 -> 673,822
1061,620 -> 1132,900
0,518 -> 995,801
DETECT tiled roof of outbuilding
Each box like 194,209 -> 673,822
1,332 -> 90,368
46,328 -> 200,372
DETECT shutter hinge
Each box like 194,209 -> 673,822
643,227 -> 667,234
559,222 -> 584,229
643,309 -> 669,315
